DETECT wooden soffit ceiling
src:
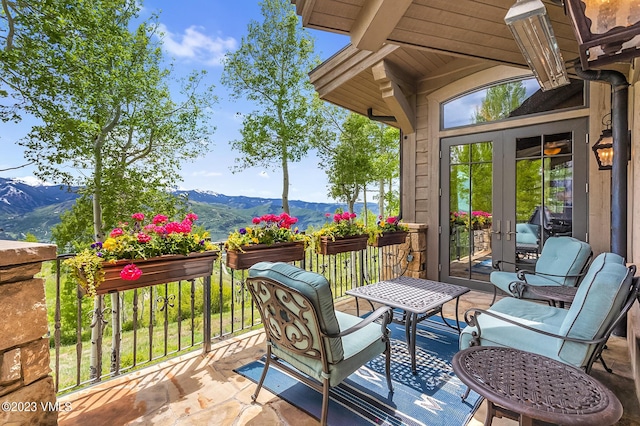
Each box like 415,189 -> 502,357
294,0 -> 582,69
293,0 -> 632,128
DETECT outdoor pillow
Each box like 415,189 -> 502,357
557,253 -> 631,366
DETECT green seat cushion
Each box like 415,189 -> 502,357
491,236 -> 591,299
459,297 -> 568,363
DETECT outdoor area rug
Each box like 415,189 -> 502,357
234,317 -> 483,426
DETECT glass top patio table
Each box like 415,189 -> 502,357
346,276 -> 469,373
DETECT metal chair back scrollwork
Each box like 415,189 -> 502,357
245,262 -> 393,426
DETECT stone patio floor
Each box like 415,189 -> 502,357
57,290 -> 640,426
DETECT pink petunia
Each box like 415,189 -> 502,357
137,233 -> 151,243
252,217 -> 261,224
131,213 -> 145,222
165,221 -> 190,234
110,228 -> 124,238
185,213 -> 198,222
153,214 -> 168,225
120,264 -> 142,281
341,212 -> 351,220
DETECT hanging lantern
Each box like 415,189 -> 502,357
564,0 -> 640,69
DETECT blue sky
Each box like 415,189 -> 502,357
0,1 -> 350,203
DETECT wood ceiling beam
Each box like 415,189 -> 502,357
294,0 -> 316,26
372,60 -> 416,133
351,0 -> 412,52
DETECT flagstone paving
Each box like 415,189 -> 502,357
58,290 -> 640,426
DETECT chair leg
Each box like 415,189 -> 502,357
599,354 -> 613,373
252,347 -> 272,401
490,287 -> 498,306
320,379 -> 330,426
385,341 -> 394,393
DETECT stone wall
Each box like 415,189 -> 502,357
0,241 -> 58,425
400,223 -> 427,278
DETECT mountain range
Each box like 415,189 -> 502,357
0,178 -> 377,243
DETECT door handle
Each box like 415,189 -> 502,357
491,220 -> 501,240
506,220 -> 517,241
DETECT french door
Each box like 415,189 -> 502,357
439,119 -> 588,291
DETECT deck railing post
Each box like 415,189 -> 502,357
202,274 -> 212,353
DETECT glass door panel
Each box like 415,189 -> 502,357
447,142 -> 493,281
440,119 -> 587,290
514,132 -> 574,267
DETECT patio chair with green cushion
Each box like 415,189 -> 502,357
245,262 -> 393,426
461,253 -> 638,373
490,236 -> 592,304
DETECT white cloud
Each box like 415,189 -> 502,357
258,171 -> 269,179
191,170 -> 223,177
158,23 -> 237,66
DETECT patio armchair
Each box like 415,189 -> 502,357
461,253 -> 637,373
245,262 -> 393,426
490,236 -> 592,304
514,223 -> 541,258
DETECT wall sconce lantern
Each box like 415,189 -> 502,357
564,0 -> 640,70
592,114 -> 613,170
505,0 -> 570,91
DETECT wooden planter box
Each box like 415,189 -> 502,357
318,235 -> 368,255
369,231 -> 408,247
95,251 -> 219,295
225,241 -> 306,270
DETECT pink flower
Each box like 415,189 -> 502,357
131,213 -> 145,222
325,213 -> 331,217
136,233 -> 151,243
341,212 -> 351,220
333,213 -> 341,222
350,213 -> 357,219
110,228 -> 124,238
252,217 -> 261,224
152,214 -> 168,225
185,213 -> 198,222
120,264 -> 142,281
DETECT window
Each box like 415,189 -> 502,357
442,77 -> 585,129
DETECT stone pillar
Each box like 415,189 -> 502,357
0,241 -> 58,426
402,223 -> 428,278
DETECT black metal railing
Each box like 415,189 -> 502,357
50,241 -> 411,394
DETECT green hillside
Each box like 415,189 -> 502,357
0,198 -> 365,244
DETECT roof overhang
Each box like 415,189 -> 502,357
294,0 -> 635,130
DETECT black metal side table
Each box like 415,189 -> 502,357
528,285 -> 578,307
452,346 -> 623,426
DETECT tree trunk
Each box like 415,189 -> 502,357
90,136 -> 104,381
281,146 -> 290,214
363,186 -> 368,227
378,179 -> 385,218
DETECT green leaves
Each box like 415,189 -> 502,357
221,0 -> 329,212
1,0 -> 217,247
